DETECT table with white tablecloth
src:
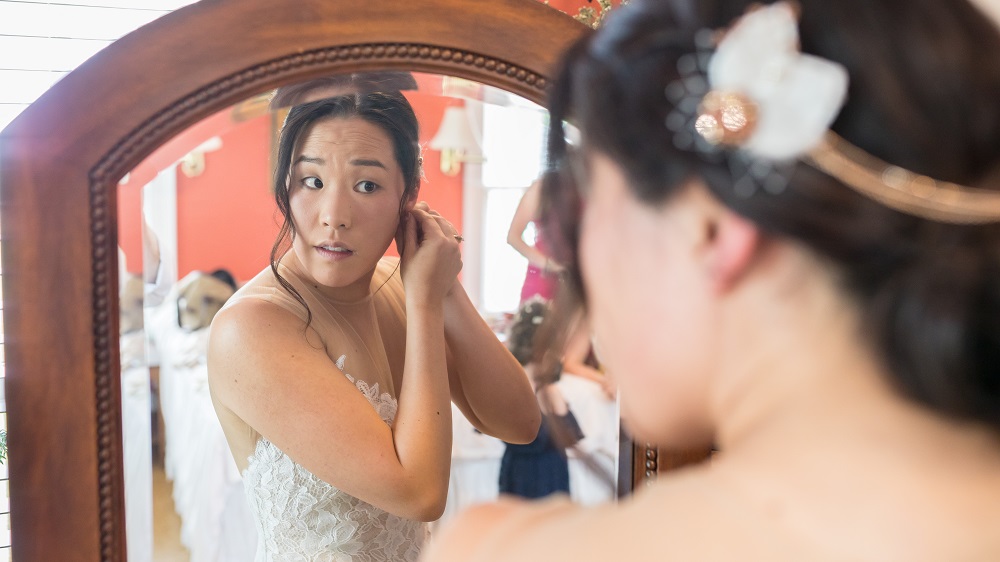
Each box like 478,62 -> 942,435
147,300 -> 257,562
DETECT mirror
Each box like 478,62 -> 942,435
0,1 -> 640,559
115,71 -> 621,560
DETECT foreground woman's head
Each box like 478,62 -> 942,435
542,0 -> 1000,443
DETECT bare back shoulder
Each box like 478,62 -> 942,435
423,466 -> 840,562
207,297 -> 320,471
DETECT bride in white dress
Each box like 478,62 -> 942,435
208,90 -> 541,561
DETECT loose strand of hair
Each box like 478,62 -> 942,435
269,220 -> 313,329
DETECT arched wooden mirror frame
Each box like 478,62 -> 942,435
0,1 -> 677,559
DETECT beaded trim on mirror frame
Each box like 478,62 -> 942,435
88,43 -> 546,562
644,444 -> 659,482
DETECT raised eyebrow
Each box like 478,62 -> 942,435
293,155 -> 324,166
350,158 -> 387,170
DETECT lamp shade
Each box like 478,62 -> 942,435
429,105 -> 483,157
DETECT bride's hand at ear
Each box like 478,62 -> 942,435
399,206 -> 463,305
414,201 -> 464,296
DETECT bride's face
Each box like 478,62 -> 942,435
288,116 -> 406,295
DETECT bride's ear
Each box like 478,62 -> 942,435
703,208 -> 760,295
399,196 -> 417,219
403,192 -> 418,212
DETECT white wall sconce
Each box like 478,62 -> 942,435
429,105 -> 484,177
179,136 -> 223,178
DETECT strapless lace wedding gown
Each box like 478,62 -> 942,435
242,367 -> 428,561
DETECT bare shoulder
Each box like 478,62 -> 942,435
207,298 -> 316,397
425,485 -> 683,562
424,495 -> 579,562
423,467 -> 813,562
428,454 -> 1000,562
211,296 -> 300,338
210,299 -> 304,357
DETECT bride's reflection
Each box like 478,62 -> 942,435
117,72 -> 620,561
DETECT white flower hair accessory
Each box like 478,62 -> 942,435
701,1 -> 847,161
666,1 -> 1000,223
664,2 -> 842,197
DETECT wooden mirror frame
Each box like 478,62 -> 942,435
0,1 -> 677,559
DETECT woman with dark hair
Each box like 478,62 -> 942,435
425,0 -> 1000,560
207,92 -> 539,561
498,297 -> 584,500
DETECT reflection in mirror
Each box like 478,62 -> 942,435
116,72 -> 619,561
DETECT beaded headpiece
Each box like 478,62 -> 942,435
668,1 -> 1000,224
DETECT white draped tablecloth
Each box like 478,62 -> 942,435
147,299 -> 257,562
121,331 -> 153,562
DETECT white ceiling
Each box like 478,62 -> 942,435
0,0 -> 199,131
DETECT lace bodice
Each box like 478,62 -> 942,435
243,357 -> 427,562
220,258 -> 423,560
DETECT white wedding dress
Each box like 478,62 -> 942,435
242,373 -> 426,561
219,257 -> 428,561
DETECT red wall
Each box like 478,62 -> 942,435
543,0 -> 594,14
118,177 -> 142,275
407,92 -> 465,251
119,91 -> 465,284
541,0 -> 625,20
117,107 -> 249,276
174,113 -> 277,282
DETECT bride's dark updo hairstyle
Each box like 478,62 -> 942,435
542,0 -> 1000,429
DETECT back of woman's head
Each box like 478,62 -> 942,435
507,298 -> 551,367
543,0 -> 1000,429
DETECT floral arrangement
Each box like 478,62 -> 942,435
542,0 -> 629,29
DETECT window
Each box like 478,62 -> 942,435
478,102 -> 547,314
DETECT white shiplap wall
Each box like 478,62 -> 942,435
0,0 -> 199,132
